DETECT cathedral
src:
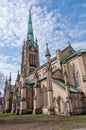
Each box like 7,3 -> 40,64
2,10 -> 86,115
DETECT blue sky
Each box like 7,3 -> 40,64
0,0 -> 86,94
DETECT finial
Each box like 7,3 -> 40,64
45,43 -> 51,57
68,42 -> 71,46
46,43 -> 49,50
46,43 -> 48,47
28,8 -> 32,23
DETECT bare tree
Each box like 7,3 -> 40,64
0,72 -> 5,97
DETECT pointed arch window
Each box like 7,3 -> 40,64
57,96 -> 64,113
73,64 -> 81,87
42,85 -> 47,107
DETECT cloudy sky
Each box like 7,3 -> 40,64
0,0 -> 86,94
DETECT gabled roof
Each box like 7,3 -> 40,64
61,45 -> 75,53
25,79 -> 35,85
53,78 -> 82,93
11,85 -> 15,93
25,77 -> 82,93
61,49 -> 86,63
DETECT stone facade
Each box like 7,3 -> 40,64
0,97 -> 3,113
2,11 -> 86,115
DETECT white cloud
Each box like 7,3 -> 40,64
0,54 -> 20,95
82,3 -> 86,8
0,55 -> 20,83
72,41 -> 86,50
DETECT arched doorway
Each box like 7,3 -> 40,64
57,96 -> 64,114
42,85 -> 47,107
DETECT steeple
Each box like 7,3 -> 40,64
27,10 -> 35,45
21,10 -> 40,76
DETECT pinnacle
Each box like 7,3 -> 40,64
45,43 -> 51,57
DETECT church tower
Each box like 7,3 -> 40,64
21,10 -> 40,76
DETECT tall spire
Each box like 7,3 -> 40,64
27,10 -> 34,45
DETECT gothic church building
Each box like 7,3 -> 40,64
2,11 -> 86,115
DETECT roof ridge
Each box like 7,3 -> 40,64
61,48 -> 86,63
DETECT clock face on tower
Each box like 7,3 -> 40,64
31,46 -> 35,51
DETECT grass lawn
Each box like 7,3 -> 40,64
0,113 -> 86,130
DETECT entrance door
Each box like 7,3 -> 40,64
58,97 -> 64,113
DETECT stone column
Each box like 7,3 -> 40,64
45,43 -> 54,115
63,65 -> 72,116
11,96 -> 16,114
5,100 -> 10,112
78,54 -> 86,95
47,86 -> 53,115
33,70 -> 41,114
33,85 -> 41,114
56,50 -> 61,69
19,86 -> 27,114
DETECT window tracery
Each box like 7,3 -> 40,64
42,85 -> 47,107
52,65 -> 57,72
73,64 -> 80,87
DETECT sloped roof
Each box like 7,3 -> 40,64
61,49 -> 86,63
53,78 -> 82,93
61,45 -> 75,53
25,79 -> 35,85
25,78 -> 82,93
28,57 -> 57,77
28,48 -> 86,77
11,85 -> 15,93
